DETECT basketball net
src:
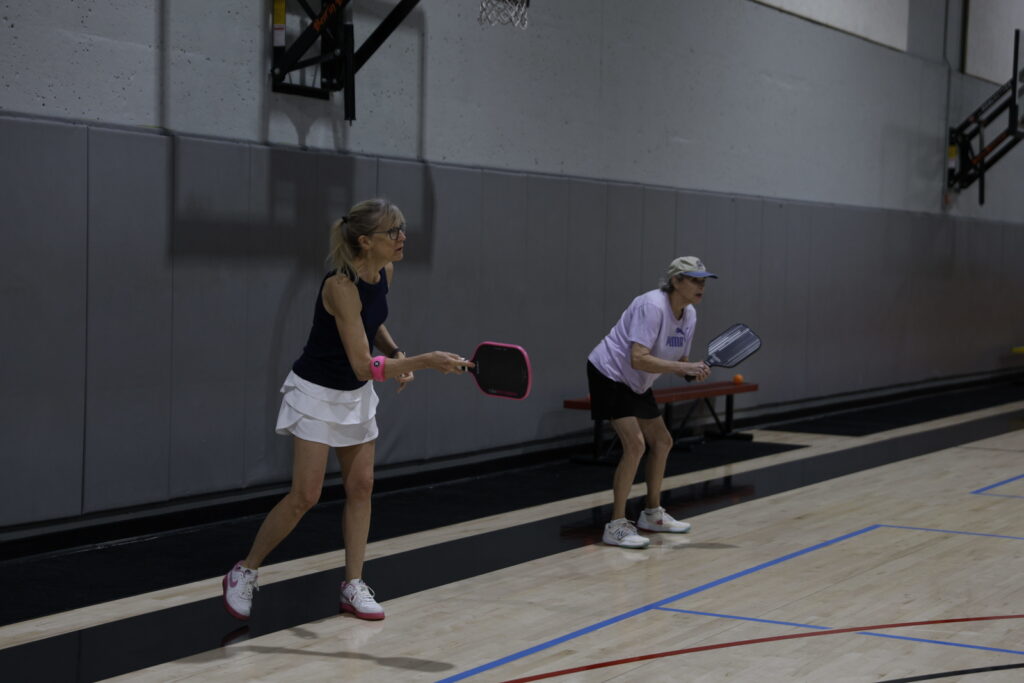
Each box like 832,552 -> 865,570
479,0 -> 529,29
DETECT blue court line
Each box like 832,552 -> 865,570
435,526 -> 878,683
653,607 -> 829,630
436,524 -> 1022,682
971,473 -> 1024,494
858,632 -> 1024,656
876,524 -> 1024,541
655,608 -> 1024,657
972,473 -> 1024,499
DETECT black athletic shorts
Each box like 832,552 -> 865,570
586,361 -> 660,421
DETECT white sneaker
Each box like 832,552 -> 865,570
602,518 -> 650,548
341,579 -> 385,620
637,506 -> 692,533
222,561 -> 259,620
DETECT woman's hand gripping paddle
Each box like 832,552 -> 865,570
686,323 -> 762,380
463,342 -> 532,399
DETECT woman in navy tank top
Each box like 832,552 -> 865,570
222,199 -> 471,621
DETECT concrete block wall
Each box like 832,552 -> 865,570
2,1 -> 1022,219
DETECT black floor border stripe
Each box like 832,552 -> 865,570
8,376 -> 1022,560
766,381 -> 1024,437
2,408 -> 1022,681
0,440 -> 796,628
879,662 -> 1024,682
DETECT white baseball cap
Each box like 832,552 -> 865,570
667,256 -> 717,279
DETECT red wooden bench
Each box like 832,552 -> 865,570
563,381 -> 759,460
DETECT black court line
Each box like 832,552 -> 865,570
1,407 -> 1021,682
774,381 -> 1024,436
879,662 -> 1024,682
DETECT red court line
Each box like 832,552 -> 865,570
499,614 -> 1024,683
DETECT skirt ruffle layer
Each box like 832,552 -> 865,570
275,371 -> 379,447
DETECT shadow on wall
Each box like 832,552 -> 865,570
170,144 -> 326,482
158,0 -> 168,130
880,120 -> 944,210
170,138 -> 440,481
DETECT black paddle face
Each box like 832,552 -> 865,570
705,323 -> 762,368
470,342 -> 532,399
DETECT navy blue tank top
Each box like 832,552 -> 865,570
292,269 -> 389,390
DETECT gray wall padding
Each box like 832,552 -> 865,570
168,137 -> 252,499
2,117 -> 1023,527
240,145 -> 324,486
0,118 -> 88,526
83,127 -> 173,513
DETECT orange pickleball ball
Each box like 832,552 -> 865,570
732,373 -> 744,384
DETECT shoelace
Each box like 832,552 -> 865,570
238,570 -> 259,600
613,522 -> 639,539
347,581 -> 376,604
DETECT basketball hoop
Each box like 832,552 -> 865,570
479,0 -> 529,29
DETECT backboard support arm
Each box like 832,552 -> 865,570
946,29 -> 1023,205
270,0 -> 422,121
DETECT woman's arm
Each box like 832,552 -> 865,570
630,343 -> 709,380
324,277 -> 467,381
374,324 -> 403,358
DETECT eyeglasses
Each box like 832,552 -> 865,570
370,225 -> 407,240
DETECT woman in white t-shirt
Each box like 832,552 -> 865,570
587,256 -> 715,548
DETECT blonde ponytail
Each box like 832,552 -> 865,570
328,217 -> 359,281
327,198 -> 406,282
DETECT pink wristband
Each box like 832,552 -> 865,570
370,356 -> 387,381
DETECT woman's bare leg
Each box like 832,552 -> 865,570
336,439 -> 376,581
243,437 -> 330,569
639,415 -> 674,509
610,417 -> 647,520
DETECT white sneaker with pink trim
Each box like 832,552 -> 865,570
341,579 -> 385,620
637,506 -> 692,533
222,561 -> 259,620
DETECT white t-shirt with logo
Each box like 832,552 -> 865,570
588,289 -> 696,394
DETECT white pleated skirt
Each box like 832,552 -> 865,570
275,370 -> 379,447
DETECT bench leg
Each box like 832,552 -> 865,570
670,400 -> 701,440
704,394 -> 753,441
704,397 -> 727,434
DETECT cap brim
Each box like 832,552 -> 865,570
687,271 -> 718,278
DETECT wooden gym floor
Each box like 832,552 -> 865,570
1,379 -> 1022,681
